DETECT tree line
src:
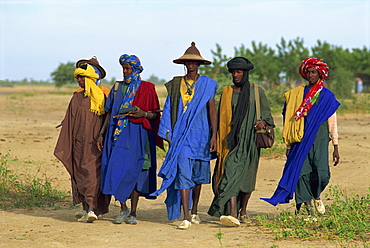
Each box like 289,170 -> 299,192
199,37 -> 370,99
2,37 -> 369,101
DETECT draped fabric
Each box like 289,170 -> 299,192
208,85 -> 275,217
298,57 -> 329,82
213,86 -> 233,188
150,75 -> 217,220
295,57 -> 330,120
114,54 -> 144,139
74,86 -> 110,97
113,80 -> 141,140
261,87 -> 340,206
74,64 -> 106,116
282,86 -> 305,145
100,81 -> 162,203
294,80 -> 324,120
54,91 -> 110,215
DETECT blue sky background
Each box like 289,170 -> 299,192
0,0 -> 369,82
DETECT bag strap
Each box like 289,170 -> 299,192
113,81 -> 120,99
254,84 -> 261,120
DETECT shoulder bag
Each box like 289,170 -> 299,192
254,85 -> 274,148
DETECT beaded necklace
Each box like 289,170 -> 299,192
185,74 -> 199,96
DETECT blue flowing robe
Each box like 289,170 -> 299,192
100,81 -> 159,203
261,87 -> 340,206
150,75 -> 217,220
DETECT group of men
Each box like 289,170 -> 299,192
54,42 -> 340,229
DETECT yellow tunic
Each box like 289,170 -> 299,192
180,78 -> 195,112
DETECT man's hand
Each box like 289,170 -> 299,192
210,135 -> 217,152
333,145 -> 340,166
254,120 -> 266,130
128,106 -> 145,119
97,135 -> 104,152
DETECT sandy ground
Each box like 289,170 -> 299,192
0,85 -> 369,248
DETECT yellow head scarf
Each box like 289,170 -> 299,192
74,64 -> 105,116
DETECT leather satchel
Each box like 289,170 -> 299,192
254,85 -> 274,148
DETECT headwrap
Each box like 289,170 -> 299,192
74,64 -> 105,116
295,57 -> 330,119
226,57 -> 254,150
227,57 -> 254,87
119,54 -> 144,84
90,64 -> 102,83
114,54 -> 144,140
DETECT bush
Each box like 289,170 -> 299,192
256,186 -> 370,245
0,153 -> 69,210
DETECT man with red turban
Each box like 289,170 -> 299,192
262,57 -> 340,221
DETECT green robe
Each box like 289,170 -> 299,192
295,120 -> 330,204
208,85 -> 274,217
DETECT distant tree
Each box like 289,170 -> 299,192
202,38 -> 370,102
234,41 -> 281,85
200,43 -> 230,79
276,37 -> 309,85
101,77 -> 117,88
145,74 -> 166,85
50,62 -> 75,87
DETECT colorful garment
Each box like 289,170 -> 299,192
180,78 -> 196,112
150,75 -> 217,220
282,86 -> 305,145
261,57 -> 339,206
208,85 -> 274,217
54,90 -> 110,215
100,80 -> 163,204
261,87 -> 340,206
295,58 -> 330,119
74,64 -> 105,116
114,54 -> 144,140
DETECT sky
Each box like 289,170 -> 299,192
0,0 -> 369,82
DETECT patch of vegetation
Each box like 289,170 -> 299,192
338,93 -> 370,114
0,153 -> 69,210
47,91 -> 73,95
256,186 -> 370,246
215,228 -> 224,247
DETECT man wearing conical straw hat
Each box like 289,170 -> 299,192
151,42 -> 218,229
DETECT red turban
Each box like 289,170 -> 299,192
298,57 -> 330,81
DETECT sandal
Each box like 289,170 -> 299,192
87,211 -> 98,223
125,215 -> 138,225
114,209 -> 131,224
220,215 -> 240,227
239,215 -> 252,224
177,220 -> 192,230
191,214 -> 201,224
75,210 -> 87,219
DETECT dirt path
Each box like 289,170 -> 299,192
0,86 -> 369,248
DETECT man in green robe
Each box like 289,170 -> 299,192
208,57 -> 275,226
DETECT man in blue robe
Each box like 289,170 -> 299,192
97,54 -> 162,225
151,42 -> 217,230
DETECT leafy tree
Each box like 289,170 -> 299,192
101,77 -> 117,88
50,62 -> 75,87
276,37 -> 309,85
199,38 -> 370,103
234,41 -> 281,86
145,74 -> 166,85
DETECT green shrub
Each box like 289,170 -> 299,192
0,153 -> 69,210
256,186 -> 370,245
